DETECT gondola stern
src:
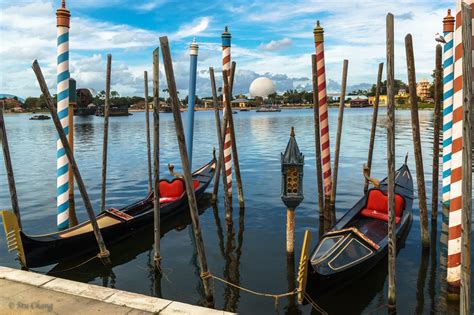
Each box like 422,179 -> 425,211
1,210 -> 27,268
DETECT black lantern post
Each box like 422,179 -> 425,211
281,127 -> 304,255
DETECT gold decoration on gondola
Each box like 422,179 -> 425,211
1,211 -> 26,268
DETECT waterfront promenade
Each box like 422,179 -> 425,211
0,266 -> 233,315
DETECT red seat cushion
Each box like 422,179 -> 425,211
360,189 -> 404,223
159,179 -> 201,201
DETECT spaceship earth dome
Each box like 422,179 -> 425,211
249,77 -> 276,98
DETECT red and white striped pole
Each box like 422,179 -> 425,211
313,21 -> 332,202
222,26 -> 232,198
447,0 -> 472,294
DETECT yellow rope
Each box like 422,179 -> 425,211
205,273 -> 298,299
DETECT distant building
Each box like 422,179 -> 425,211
416,78 -> 431,100
349,97 -> 369,108
231,98 -> 250,108
368,95 -> 387,106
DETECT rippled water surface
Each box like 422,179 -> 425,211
0,108 -> 472,314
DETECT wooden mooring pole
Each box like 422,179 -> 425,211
460,3 -> 472,313
364,62 -> 384,195
432,45 -> 443,222
159,36 -> 214,305
100,54 -> 112,211
152,48 -> 161,269
144,71 -> 152,192
32,60 -> 111,263
210,67 -> 231,213
311,54 -> 324,218
224,63 -> 244,209
386,13 -> 397,311
0,103 -> 22,229
405,34 -> 430,248
68,78 -> 78,227
330,59 -> 348,207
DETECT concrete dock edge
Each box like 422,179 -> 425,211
0,266 -> 234,314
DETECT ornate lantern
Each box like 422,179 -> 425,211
281,127 -> 304,210
281,127 -> 304,255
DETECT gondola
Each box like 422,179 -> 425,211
307,162 -> 413,292
2,159 -> 215,268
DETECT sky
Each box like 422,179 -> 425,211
0,0 -> 453,99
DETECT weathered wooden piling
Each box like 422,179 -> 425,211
223,64 -> 244,209
68,78 -> 78,227
364,63 -> 384,195
330,59 -> 348,207
0,104 -> 22,229
460,3 -> 472,312
386,13 -> 397,311
32,60 -> 110,263
100,54 -> 112,212
405,34 -> 430,247
311,54 -> 324,217
144,71 -> 152,192
159,36 -> 214,305
210,67 -> 231,212
432,45 -> 442,222
152,48 -> 161,269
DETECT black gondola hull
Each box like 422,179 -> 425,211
20,160 -> 215,268
307,164 -> 414,294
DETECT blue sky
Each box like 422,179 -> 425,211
0,0 -> 452,98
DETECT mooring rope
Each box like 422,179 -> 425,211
201,272 -> 327,313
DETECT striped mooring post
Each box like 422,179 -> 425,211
185,38 -> 199,168
222,26 -> 232,198
447,0 -> 473,294
56,0 -> 71,230
313,21 -> 332,202
442,9 -> 455,207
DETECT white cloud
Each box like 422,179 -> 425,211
258,38 -> 293,51
170,17 -> 211,40
135,0 -> 169,12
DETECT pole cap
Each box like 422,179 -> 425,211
190,37 -> 199,55
313,20 -> 324,43
443,9 -> 455,32
222,26 -> 232,47
56,0 -> 70,28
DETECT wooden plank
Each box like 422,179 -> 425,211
159,36 -> 214,305
432,45 -> 442,221
100,54 -> 112,211
405,34 -> 430,247
386,13 -> 397,311
460,3 -> 472,313
144,71 -> 152,192
364,63 -> 384,194
32,60 -> 110,263
210,67 -> 232,213
330,59 -> 349,206
0,104 -> 22,229
152,48 -> 161,269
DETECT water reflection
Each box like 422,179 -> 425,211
46,197 -> 209,290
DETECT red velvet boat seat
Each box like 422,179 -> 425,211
360,189 -> 404,223
159,179 -> 200,203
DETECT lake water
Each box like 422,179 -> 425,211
0,108 -> 472,314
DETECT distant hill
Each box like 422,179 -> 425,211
0,93 -> 25,103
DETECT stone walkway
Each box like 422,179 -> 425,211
0,266 -> 233,314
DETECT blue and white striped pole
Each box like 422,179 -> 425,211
185,38 -> 199,168
56,0 -> 71,230
442,9 -> 454,206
